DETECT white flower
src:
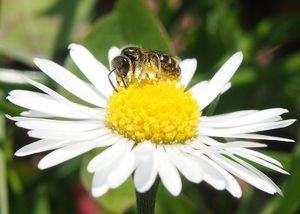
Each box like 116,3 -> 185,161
7,44 -> 295,198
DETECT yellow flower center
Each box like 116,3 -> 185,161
106,81 -> 201,145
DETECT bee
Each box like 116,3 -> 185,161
108,47 -> 181,91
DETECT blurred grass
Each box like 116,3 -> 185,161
0,0 -> 95,65
0,0 -> 299,213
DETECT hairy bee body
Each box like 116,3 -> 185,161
109,47 -> 181,89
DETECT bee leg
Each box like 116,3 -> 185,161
108,70 -> 118,92
153,54 -> 161,79
121,77 -> 128,88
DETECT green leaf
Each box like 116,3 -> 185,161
98,179 -> 135,214
82,13 -> 126,68
115,0 -> 170,52
81,0 -> 171,68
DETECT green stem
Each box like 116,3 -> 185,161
0,114 -> 9,214
0,150 -> 9,214
135,179 -> 160,214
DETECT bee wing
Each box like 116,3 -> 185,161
173,56 -> 182,66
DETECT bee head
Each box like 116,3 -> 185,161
111,56 -> 131,77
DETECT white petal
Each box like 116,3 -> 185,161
28,128 -> 111,140
69,44 -> 113,98
20,110 -> 52,118
209,141 -> 267,149
199,136 -> 220,146
14,118 -> 103,131
134,142 -> 158,193
220,82 -> 231,94
38,141 -> 97,169
190,141 -> 266,153
87,137 -> 127,173
166,146 -> 203,183
200,108 -> 288,128
7,90 -> 97,119
182,147 -> 226,190
91,167 -> 111,197
187,149 -> 241,197
133,141 -> 156,161
91,140 -> 129,197
234,148 -> 283,167
230,154 -> 282,195
190,140 -> 265,154
200,110 -> 257,122
201,133 -> 294,143
15,139 -> 70,156
91,132 -> 120,147
249,134 -> 291,142
202,155 -> 242,198
34,58 -> 106,107
157,146 -> 182,196
210,154 -> 279,194
7,92 -> 87,119
16,132 -> 116,158
190,81 -> 231,96
189,80 -> 208,94
27,78 -> 104,118
107,142 -> 136,188
231,151 -> 288,174
192,52 -> 243,110
198,119 -> 296,136
180,58 -> 197,87
201,136 -> 277,151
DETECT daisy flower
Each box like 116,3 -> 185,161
7,44 -> 295,198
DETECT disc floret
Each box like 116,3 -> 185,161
106,81 -> 201,144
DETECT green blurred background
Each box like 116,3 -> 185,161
0,0 -> 299,213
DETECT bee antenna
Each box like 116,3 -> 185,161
108,69 -> 118,92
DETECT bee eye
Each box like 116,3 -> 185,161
111,56 -> 130,76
